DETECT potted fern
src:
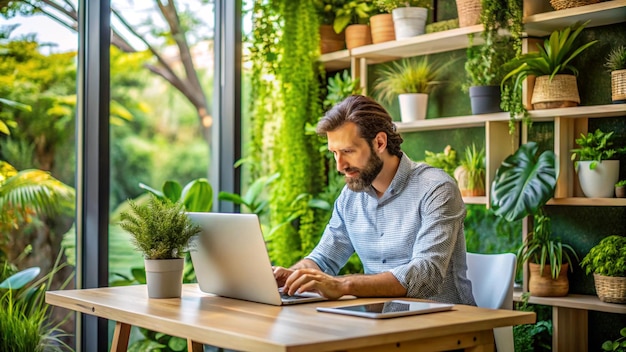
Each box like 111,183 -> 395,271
580,235 -> 626,303
605,45 -> 626,103
119,194 -> 201,298
373,56 -> 448,122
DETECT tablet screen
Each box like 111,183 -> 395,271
338,301 -> 411,313
316,300 -> 454,319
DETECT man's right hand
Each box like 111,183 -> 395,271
272,266 -> 293,287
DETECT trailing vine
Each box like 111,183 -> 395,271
249,0 -> 327,266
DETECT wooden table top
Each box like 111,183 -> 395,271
46,284 -> 536,352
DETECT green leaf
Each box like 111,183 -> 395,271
162,181 -> 183,203
139,183 -> 164,199
0,267 -> 40,289
218,192 -> 245,205
181,178 -> 213,212
491,142 -> 558,222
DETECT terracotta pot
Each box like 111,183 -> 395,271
345,24 -> 372,49
319,24 -> 345,54
615,185 -> 626,198
529,262 -> 569,297
370,14 -> 395,44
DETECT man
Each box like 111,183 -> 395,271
273,95 -> 476,305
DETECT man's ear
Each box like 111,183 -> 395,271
374,132 -> 387,153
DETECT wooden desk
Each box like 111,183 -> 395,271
46,284 -> 535,352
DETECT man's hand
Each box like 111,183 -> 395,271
272,266 -> 294,288
283,268 -> 347,300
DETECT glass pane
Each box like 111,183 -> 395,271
0,2 -> 79,350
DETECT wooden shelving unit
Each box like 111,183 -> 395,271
319,4 -> 626,350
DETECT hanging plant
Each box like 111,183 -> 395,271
250,0 -> 327,266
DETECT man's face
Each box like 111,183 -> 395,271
327,122 -> 383,192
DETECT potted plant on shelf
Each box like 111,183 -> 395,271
333,0 -> 374,49
500,21 -> 598,134
370,0 -> 396,44
316,0 -> 347,54
580,235 -> 626,304
570,129 -> 626,198
119,194 -> 201,298
454,143 -> 486,196
616,180 -> 626,198
465,35 -> 516,115
423,145 -> 459,178
491,142 -> 578,297
604,44 -> 626,103
549,0 -> 599,11
373,0 -> 431,40
373,56 -> 448,122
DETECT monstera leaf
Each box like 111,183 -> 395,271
491,142 -> 558,222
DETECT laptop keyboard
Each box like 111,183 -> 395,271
280,292 -> 310,301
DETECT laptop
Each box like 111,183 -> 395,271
186,212 -> 327,306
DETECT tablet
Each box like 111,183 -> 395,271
316,300 -> 454,319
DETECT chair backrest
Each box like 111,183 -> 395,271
466,252 -> 516,310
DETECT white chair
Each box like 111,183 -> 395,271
466,252 -> 517,352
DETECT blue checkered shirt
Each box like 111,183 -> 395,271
306,153 -> 476,305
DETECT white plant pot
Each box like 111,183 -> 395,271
145,258 -> 185,298
576,160 -> 620,198
398,93 -> 428,122
392,7 -> 428,39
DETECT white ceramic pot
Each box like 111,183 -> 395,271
398,93 -> 428,122
392,7 -> 428,39
145,258 -> 185,298
576,160 -> 620,198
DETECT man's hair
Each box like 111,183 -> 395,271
316,95 -> 404,158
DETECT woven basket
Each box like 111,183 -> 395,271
594,273 -> 626,304
531,74 -> 580,109
611,69 -> 626,102
550,0 -> 600,10
456,0 -> 482,27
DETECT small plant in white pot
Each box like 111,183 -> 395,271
119,194 -> 201,298
570,129 -> 626,198
373,56 -> 447,122
373,0 -> 431,39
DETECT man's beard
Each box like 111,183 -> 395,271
344,150 -> 383,192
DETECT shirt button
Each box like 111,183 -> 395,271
382,259 -> 387,264
380,232 -> 384,237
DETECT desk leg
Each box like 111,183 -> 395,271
553,306 -> 587,352
110,322 -> 131,352
188,339 -> 204,352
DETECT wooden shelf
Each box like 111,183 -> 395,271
547,197 -> 626,206
319,1 -> 626,70
395,104 -> 626,133
513,289 -> 626,314
350,25 -> 485,64
524,0 -> 626,37
462,196 -> 487,205
319,49 -> 351,71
